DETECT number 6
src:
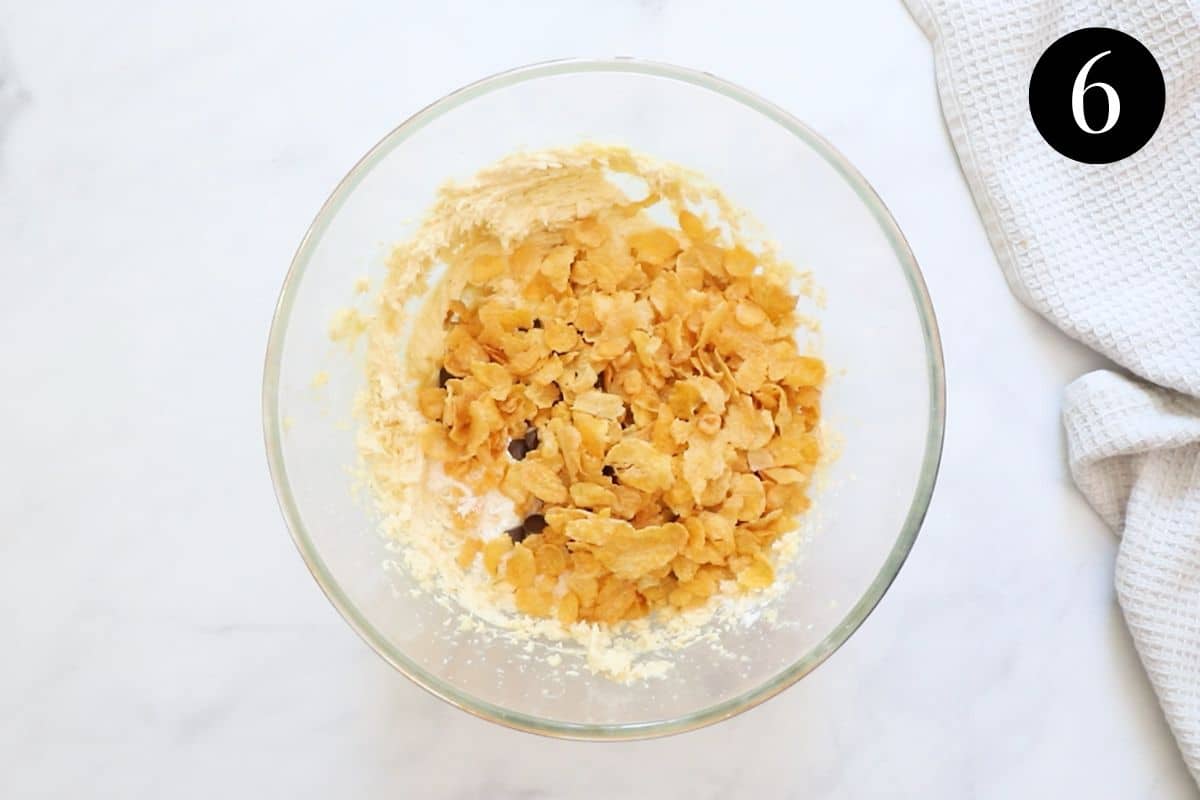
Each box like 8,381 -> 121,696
1072,51 -> 1120,134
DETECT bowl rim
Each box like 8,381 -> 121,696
262,56 -> 946,741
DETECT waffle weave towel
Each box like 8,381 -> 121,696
905,0 -> 1200,782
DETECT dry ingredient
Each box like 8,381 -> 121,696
349,144 -> 824,681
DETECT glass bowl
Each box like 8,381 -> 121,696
263,59 -> 944,739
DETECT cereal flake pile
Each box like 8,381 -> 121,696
357,144 -> 824,641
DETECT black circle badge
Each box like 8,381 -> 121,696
1029,27 -> 1165,164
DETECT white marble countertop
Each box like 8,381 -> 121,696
1,1 -> 1195,797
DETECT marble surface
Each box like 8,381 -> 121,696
1,1 -> 1195,797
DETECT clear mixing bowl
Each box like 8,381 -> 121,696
263,59 -> 944,739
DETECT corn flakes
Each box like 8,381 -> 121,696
398,157 -> 823,627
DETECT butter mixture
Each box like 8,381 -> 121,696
349,144 -> 824,681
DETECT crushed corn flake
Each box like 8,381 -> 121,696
352,144 -> 825,681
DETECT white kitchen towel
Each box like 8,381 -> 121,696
905,0 -> 1200,783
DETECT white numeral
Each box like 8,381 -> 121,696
1072,50 -> 1120,134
